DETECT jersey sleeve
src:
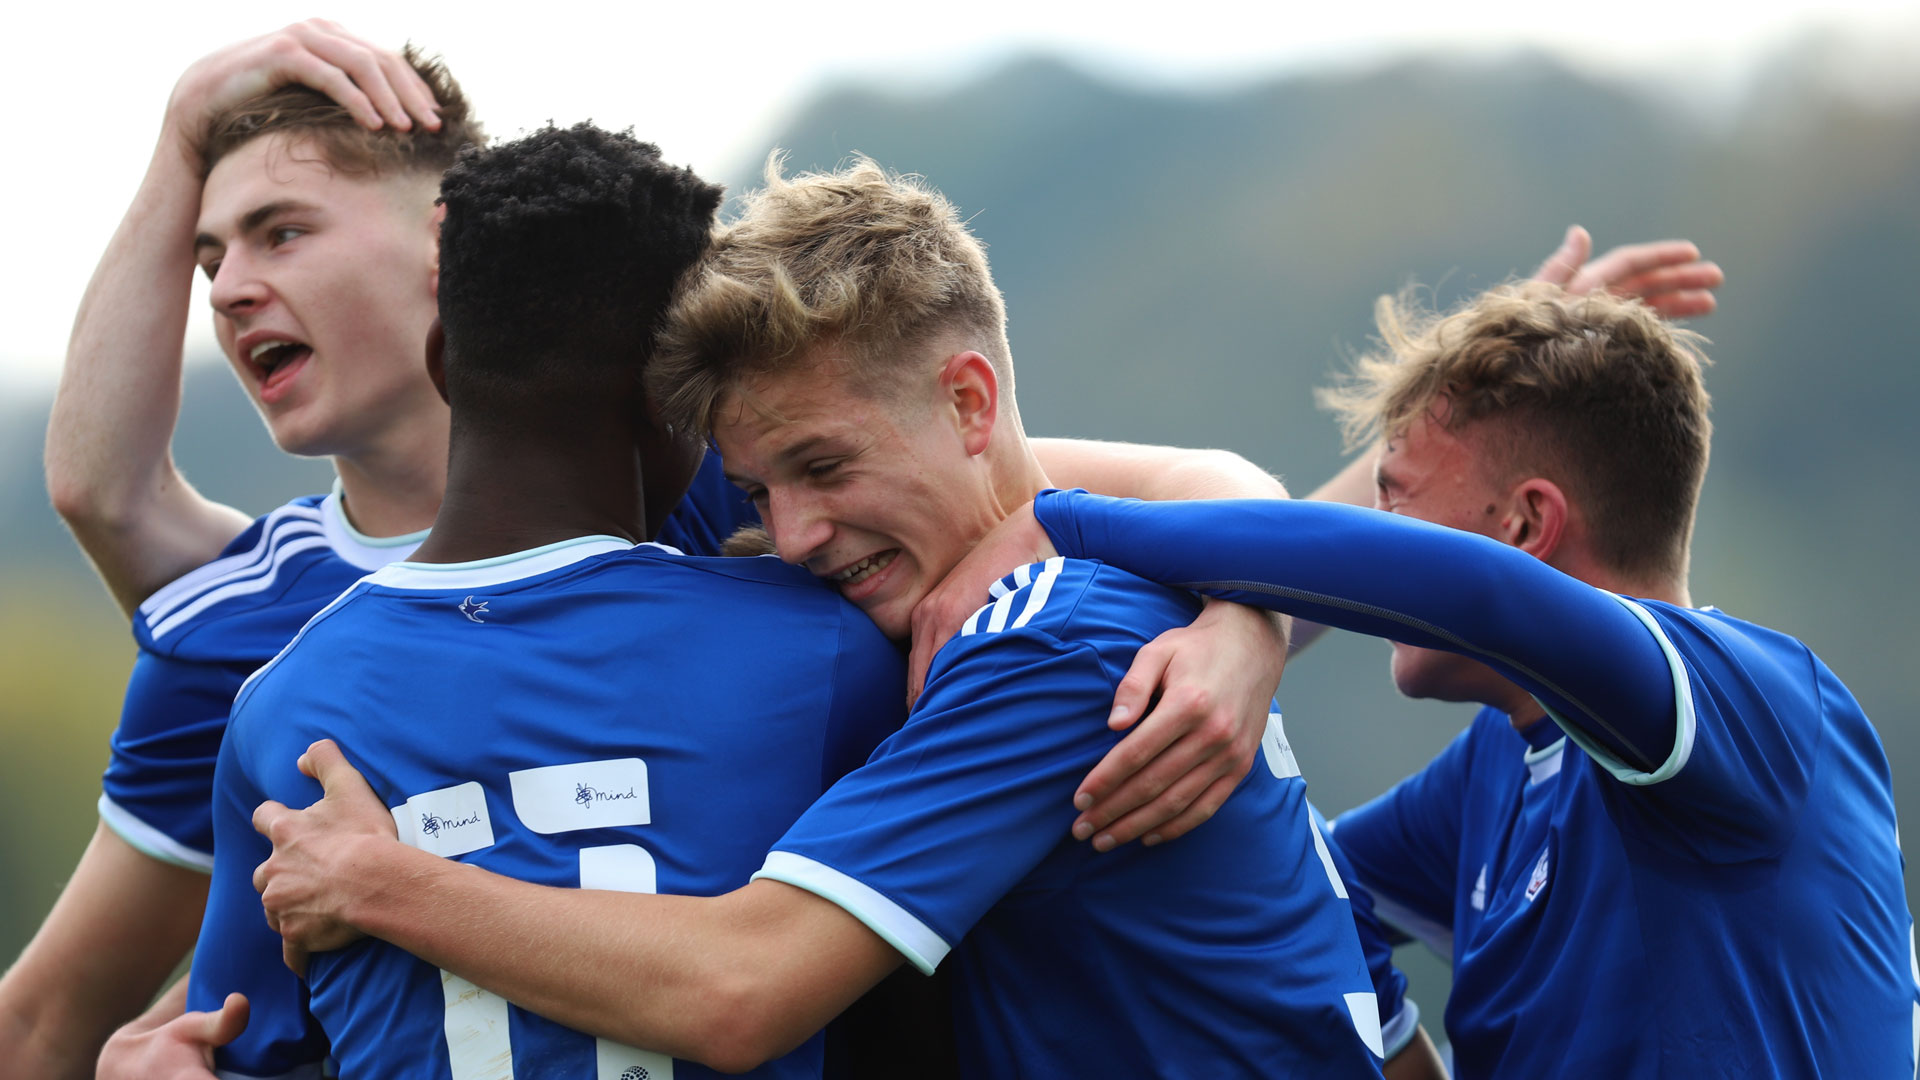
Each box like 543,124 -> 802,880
1034,490 -> 1681,777
188,714 -> 330,1077
655,449 -> 758,557
1326,722 -> 1479,961
818,604 -> 910,787
97,648 -> 254,872
752,628 -> 1119,974
1311,802 -> 1419,1060
1571,603 -> 1824,860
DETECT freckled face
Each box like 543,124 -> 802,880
196,135 -> 443,458
713,355 -> 1001,641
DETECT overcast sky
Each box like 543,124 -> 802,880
5,0 -> 1916,399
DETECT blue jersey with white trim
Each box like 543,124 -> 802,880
1034,490 -> 1913,1079
1313,804 -> 1419,1061
754,557 -> 1385,1079
189,537 -> 903,1080
98,452 -> 754,869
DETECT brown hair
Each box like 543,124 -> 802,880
1320,280 -> 1713,582
202,45 -> 483,179
651,154 -> 1011,434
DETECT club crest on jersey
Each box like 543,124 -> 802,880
459,595 -> 490,623
1525,850 -> 1551,903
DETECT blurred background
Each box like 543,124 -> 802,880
4,0 -> 1917,1052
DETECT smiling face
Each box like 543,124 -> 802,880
196,135 -> 445,459
713,350 -> 1005,641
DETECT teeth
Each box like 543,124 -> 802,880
834,551 -> 896,586
250,339 -> 294,362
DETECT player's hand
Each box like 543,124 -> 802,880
1072,599 -> 1285,851
166,19 -> 441,161
96,992 -> 247,1080
907,501 -> 1058,706
1533,225 -> 1724,319
252,740 -> 400,975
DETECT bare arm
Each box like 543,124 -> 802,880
45,21 -> 439,615
1383,1027 -> 1449,1080
0,824 -> 210,1080
253,742 -> 901,1074
1030,437 -> 1288,502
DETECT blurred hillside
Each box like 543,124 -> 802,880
2,51 -> 1915,1036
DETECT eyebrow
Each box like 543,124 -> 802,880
193,200 -> 319,253
722,435 -> 842,487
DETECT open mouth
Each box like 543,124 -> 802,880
248,339 -> 313,400
833,550 -> 898,588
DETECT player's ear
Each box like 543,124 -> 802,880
1501,477 -> 1568,562
429,202 -> 447,300
939,351 -> 999,457
425,319 -> 449,405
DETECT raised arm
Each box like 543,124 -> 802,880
1034,491 -> 1681,774
44,21 -> 438,615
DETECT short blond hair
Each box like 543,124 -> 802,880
652,155 -> 1011,433
1320,281 -> 1713,581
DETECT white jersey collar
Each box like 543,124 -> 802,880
366,535 -> 636,590
323,478 -> 431,571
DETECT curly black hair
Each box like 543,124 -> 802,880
435,123 -> 723,403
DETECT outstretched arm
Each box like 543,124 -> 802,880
1033,492 -> 1680,773
252,742 -> 901,1074
45,21 -> 439,615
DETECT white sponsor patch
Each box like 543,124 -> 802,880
578,844 -> 658,895
1260,713 -> 1301,780
509,758 -> 651,834
392,782 -> 495,858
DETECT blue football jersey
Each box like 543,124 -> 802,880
1033,489 -> 1915,1079
99,452 -> 754,869
1312,804 -> 1419,1060
754,557 -> 1386,1079
190,536 -> 904,1080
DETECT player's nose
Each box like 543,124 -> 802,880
765,488 -> 834,568
208,249 -> 271,315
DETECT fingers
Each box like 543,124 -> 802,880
299,739 -> 364,795
252,799 -> 290,840
292,21 -> 431,132
1567,240 -> 1701,296
282,938 -> 312,979
1073,675 -> 1199,818
201,993 -> 251,1048
1641,290 -> 1718,319
1531,224 -> 1591,286
1075,737 -> 1227,850
1606,262 -> 1724,302
1107,640 -> 1175,735
906,605 -> 952,709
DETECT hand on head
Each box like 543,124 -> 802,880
169,20 -> 441,161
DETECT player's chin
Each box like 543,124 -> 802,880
1389,642 -> 1447,701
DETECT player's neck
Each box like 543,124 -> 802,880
331,417 -> 449,539
410,422 -> 649,564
